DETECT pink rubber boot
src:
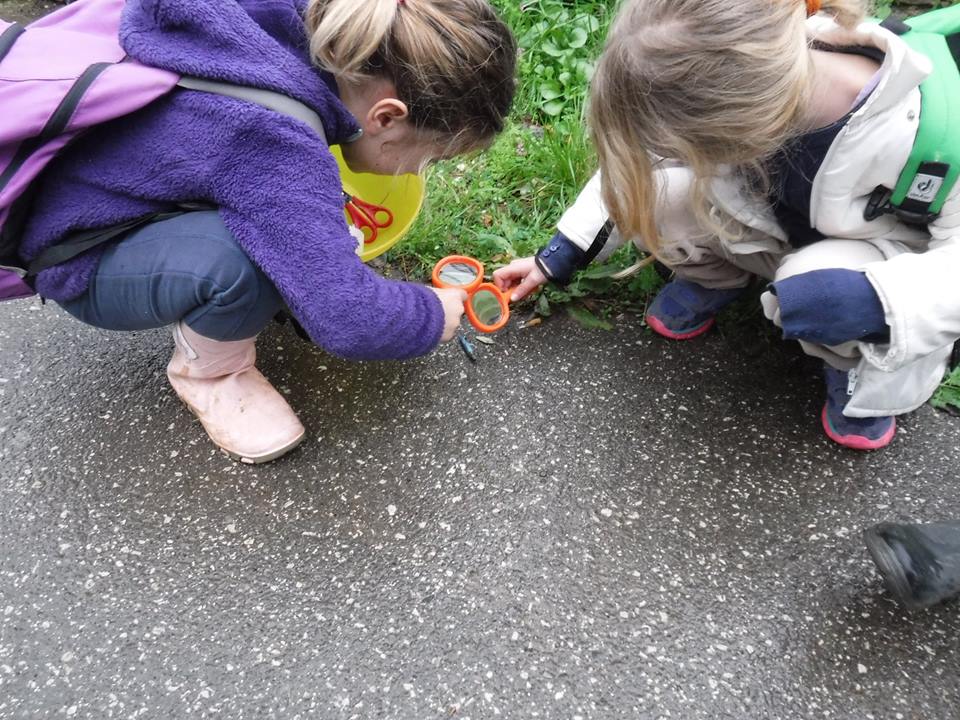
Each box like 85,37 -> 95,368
167,322 -> 305,463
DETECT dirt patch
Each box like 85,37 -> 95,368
1,1 -> 59,24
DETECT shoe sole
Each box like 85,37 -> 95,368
645,314 -> 715,340
821,405 -> 896,451
173,393 -> 307,465
222,428 -> 306,465
864,526 -> 925,611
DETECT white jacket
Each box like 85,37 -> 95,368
557,18 -> 960,415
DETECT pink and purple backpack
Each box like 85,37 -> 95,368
0,0 -> 325,302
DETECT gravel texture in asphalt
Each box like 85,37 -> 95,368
2,298 -> 959,719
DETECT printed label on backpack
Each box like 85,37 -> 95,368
906,173 -> 945,203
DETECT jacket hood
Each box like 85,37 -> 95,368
119,0 -> 362,143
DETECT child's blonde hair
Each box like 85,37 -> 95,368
305,0 -> 516,155
590,0 -> 867,253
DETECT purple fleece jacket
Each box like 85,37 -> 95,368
19,0 -> 444,361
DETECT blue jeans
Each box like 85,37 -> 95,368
60,212 -> 284,341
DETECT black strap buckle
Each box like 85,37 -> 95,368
879,16 -> 911,37
892,206 -> 939,227
864,169 -> 946,228
864,186 -> 893,222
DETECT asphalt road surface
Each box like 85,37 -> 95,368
2,297 -> 959,719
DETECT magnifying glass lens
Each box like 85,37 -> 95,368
438,262 -> 481,287
470,289 -> 504,326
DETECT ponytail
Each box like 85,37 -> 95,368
305,0 -> 517,153
305,0 -> 398,83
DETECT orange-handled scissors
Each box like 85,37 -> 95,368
432,255 -> 512,334
343,192 -> 394,244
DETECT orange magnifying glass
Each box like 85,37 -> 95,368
432,255 -> 512,333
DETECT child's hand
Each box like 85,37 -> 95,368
493,257 -> 548,301
431,287 -> 469,342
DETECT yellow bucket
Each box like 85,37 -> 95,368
332,145 -> 426,263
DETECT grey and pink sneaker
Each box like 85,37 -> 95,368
821,365 -> 896,451
645,278 -> 746,340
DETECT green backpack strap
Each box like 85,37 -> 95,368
865,6 -> 960,225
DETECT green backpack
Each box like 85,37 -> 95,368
865,4 -> 960,225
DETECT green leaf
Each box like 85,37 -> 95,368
539,81 -> 563,100
471,232 -> 515,255
931,365 -> 960,414
542,41 -> 564,58
581,263 -> 625,279
567,304 -> 613,330
542,99 -> 566,116
536,293 -> 553,317
569,27 -> 588,49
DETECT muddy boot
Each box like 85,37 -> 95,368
865,521 -> 960,610
167,322 -> 305,463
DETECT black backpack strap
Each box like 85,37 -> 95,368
949,33 -> 960,66
0,22 -> 25,61
22,79 -> 328,277
880,16 -> 912,36
25,209 -> 200,276
0,62 -> 112,197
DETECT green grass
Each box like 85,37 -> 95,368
932,365 -> 960,415
874,0 -> 955,18
388,0 -> 646,321
395,0 -> 616,277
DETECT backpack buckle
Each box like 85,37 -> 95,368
892,206 -> 939,227
864,186 -> 893,222
864,183 -> 941,227
893,161 -> 950,225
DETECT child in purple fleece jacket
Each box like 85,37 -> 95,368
18,0 -> 516,463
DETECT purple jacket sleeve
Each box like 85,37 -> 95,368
211,114 -> 444,361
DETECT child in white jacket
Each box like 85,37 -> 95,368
496,0 -> 960,451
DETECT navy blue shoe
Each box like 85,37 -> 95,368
645,279 -> 746,340
822,366 -> 895,450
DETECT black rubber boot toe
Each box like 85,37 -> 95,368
865,521 -> 960,611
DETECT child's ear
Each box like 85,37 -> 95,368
365,99 -> 410,135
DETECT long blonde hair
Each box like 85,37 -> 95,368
590,0 -> 866,253
305,0 -> 517,154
